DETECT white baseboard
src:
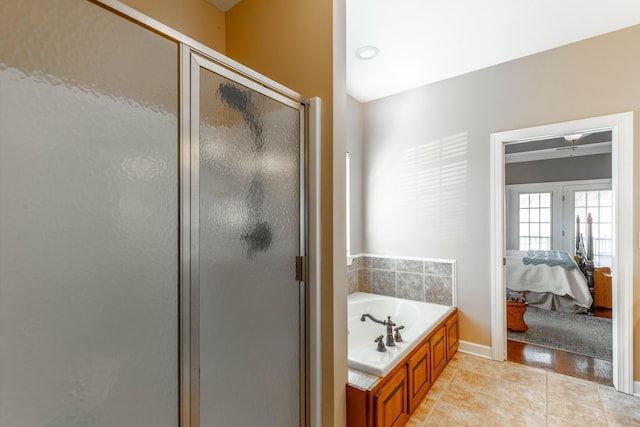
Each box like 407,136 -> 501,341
458,340 -> 493,359
634,381 -> 640,397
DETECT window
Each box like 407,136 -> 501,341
518,192 -> 551,250
574,190 -> 612,267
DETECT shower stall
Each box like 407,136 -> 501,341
0,1 -> 311,425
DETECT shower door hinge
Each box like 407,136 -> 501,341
295,255 -> 306,282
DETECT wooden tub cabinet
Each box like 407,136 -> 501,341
347,310 -> 458,427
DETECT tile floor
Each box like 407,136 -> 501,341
406,352 -> 640,426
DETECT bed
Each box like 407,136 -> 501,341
506,214 -> 594,314
506,249 -> 592,313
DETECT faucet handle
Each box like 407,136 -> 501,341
394,326 -> 405,342
374,335 -> 387,352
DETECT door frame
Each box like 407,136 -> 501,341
181,47 -> 311,426
490,112 -> 634,394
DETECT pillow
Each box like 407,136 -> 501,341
506,288 -> 526,303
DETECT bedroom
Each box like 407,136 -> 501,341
502,129 -> 614,381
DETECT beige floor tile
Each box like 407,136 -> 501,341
459,355 -> 504,378
493,378 -> 546,412
548,371 -> 600,404
409,398 -> 438,424
406,352 -> 640,427
405,418 -> 425,427
599,388 -> 640,426
605,411 -> 640,427
424,378 -> 449,401
499,361 -> 547,388
486,397 -> 547,427
599,384 -> 640,410
438,383 -> 492,415
445,351 -> 467,369
548,395 -> 607,426
451,368 -> 498,396
425,401 -> 487,426
437,363 -> 457,382
547,413 -> 607,427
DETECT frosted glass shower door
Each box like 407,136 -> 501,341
0,1 -> 179,425
190,54 -> 305,426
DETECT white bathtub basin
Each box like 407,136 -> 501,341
348,292 -> 454,377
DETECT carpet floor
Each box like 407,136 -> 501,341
507,306 -> 613,361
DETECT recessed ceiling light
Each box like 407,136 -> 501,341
355,46 -> 379,60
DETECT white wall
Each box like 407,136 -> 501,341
347,95 -> 364,255
360,24 -> 640,350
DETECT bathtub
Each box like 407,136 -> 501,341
348,292 -> 455,377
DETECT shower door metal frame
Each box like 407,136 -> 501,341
86,3 -> 311,425
181,47 -> 309,427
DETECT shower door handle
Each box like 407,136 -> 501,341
295,255 -> 306,282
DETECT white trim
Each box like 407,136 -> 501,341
490,112 -> 634,394
634,381 -> 640,397
505,141 -> 611,163
612,112 -> 634,394
506,179 -> 612,190
451,260 -> 458,308
490,129 -> 507,361
458,341 -> 493,359
351,253 -> 457,264
308,98 -> 322,427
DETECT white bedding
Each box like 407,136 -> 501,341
506,250 -> 593,311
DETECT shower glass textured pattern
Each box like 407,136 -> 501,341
197,67 -> 301,426
0,0 -> 179,425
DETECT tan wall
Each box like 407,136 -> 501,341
226,1 -> 346,425
119,0 -> 225,53
362,24 -> 639,378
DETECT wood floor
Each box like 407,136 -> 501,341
507,339 -> 613,386
594,307 -> 613,319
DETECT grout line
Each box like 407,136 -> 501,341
597,386 -> 611,426
545,370 -> 549,426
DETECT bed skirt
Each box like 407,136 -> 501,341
522,291 -> 588,314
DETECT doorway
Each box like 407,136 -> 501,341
489,113 -> 634,394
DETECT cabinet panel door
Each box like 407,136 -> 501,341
430,326 -> 447,380
446,313 -> 459,361
408,342 -> 431,413
374,367 -> 409,427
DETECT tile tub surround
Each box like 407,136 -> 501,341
348,255 -> 455,306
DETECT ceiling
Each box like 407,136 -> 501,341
206,1 -> 640,102
347,0 -> 640,102
206,0 -> 240,13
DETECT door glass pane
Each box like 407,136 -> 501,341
0,0 -> 179,425
198,67 -> 301,425
518,192 -> 551,250
574,190 -> 613,267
